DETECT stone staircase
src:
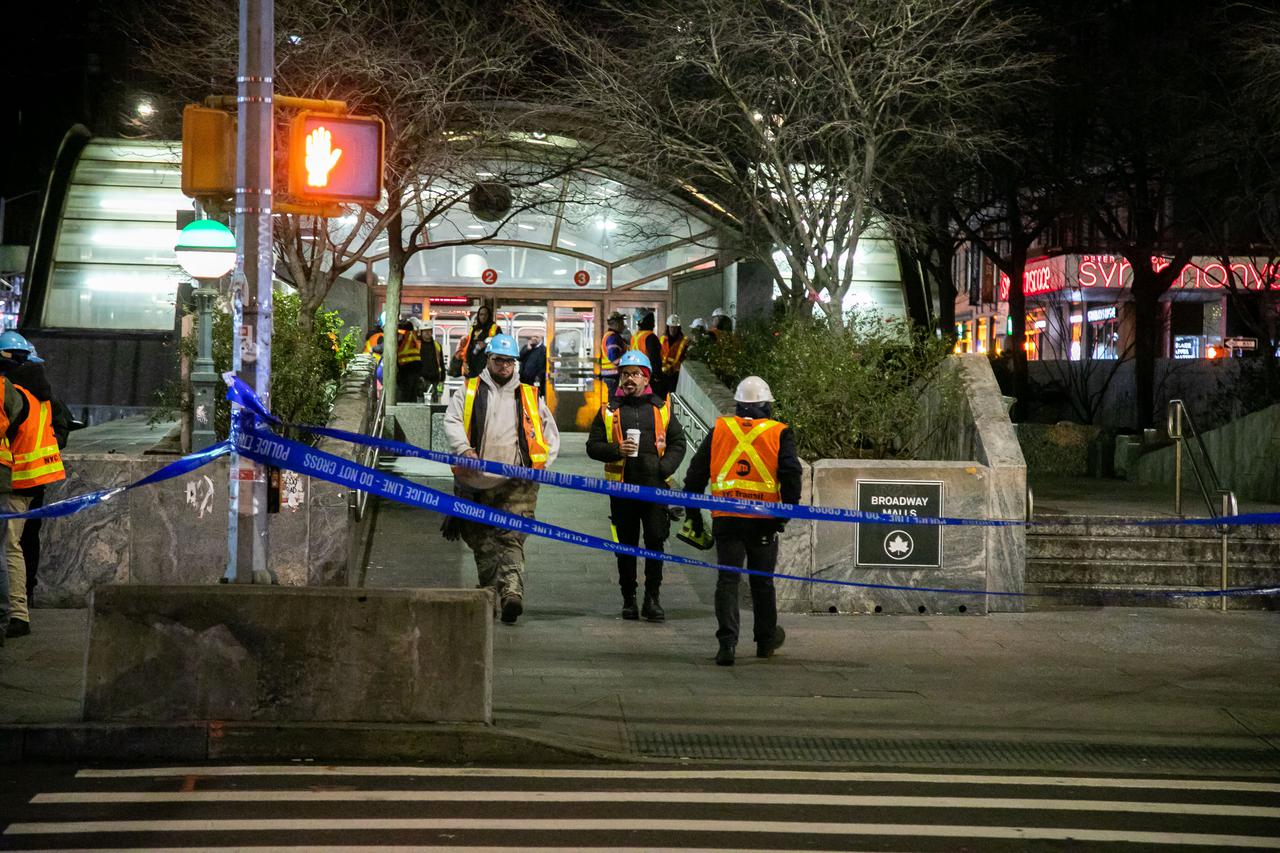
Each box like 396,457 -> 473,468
1027,517 -> 1280,610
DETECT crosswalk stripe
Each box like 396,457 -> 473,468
0,848 -> 892,853
72,766 -> 1280,792
28,789 -> 1280,818
5,818 -> 1279,847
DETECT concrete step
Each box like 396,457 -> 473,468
1027,582 -> 1280,611
1032,518 -> 1280,540
1029,535 -> 1280,564
1027,558 -> 1280,588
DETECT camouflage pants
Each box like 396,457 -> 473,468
456,478 -> 539,603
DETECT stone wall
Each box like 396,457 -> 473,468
675,354 -> 1027,614
1134,403 -> 1280,503
37,358 -> 377,606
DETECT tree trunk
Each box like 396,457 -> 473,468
383,209 -> 406,406
1006,248 -> 1028,421
1130,281 -> 1159,429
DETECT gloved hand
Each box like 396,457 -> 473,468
774,518 -> 788,534
441,516 -> 463,542
687,508 -> 705,533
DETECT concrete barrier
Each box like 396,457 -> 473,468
38,358 -> 377,606
676,355 -> 1026,614
83,586 -> 492,724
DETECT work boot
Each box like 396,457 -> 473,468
641,590 -> 665,622
5,619 -> 29,638
621,595 -> 639,620
715,641 -> 735,666
756,625 -> 786,659
500,596 -> 523,625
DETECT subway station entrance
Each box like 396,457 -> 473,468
362,166 -> 724,429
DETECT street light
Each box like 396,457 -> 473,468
175,219 -> 237,450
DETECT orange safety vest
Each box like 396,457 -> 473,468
363,331 -> 384,359
660,334 -> 689,374
460,377 -> 551,469
3,389 -> 65,488
457,323 -> 501,377
599,399 -> 670,482
396,329 -> 422,364
708,415 -> 785,518
631,329 -> 657,358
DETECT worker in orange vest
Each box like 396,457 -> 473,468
598,311 -> 628,398
394,319 -> 423,402
442,334 -> 559,625
0,332 -> 52,642
659,314 -> 689,389
586,350 -> 687,622
630,312 -> 665,396
682,376 -> 802,666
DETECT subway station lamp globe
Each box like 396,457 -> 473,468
175,218 -> 236,451
175,219 -> 237,280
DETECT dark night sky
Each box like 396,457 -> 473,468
1,1 -> 150,244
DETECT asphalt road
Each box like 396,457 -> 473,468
2,762 -> 1278,851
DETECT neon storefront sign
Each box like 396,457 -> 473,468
1001,255 -> 1280,299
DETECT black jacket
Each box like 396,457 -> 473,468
586,392 -> 687,487
683,417 -> 804,533
518,344 -> 547,388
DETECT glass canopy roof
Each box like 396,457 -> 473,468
367,169 -> 722,292
42,139 -> 189,331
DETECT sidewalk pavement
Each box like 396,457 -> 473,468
3,434 -> 1278,771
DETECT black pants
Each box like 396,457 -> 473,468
713,520 -> 779,646
611,496 -> 670,597
396,362 -> 423,402
22,487 -> 45,598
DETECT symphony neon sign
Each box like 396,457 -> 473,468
1000,255 -> 1280,300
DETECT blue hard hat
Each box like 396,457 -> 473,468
0,330 -> 41,363
619,350 -> 651,371
486,333 -> 519,358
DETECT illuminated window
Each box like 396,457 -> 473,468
42,140 -> 188,331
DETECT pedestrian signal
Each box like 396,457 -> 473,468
287,111 -> 384,205
181,105 -> 236,198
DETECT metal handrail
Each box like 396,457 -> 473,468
1167,399 -> 1238,610
1166,399 -> 1225,518
354,387 -> 386,522
668,391 -> 712,449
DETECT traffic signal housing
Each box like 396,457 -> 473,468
288,111 -> 384,205
181,105 -> 236,198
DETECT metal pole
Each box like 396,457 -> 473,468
1220,491 -> 1230,613
1171,402 -> 1183,516
226,0 -> 274,584
190,283 -> 219,450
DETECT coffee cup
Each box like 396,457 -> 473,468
625,429 -> 640,457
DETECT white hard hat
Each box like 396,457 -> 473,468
711,307 -> 729,318
734,376 -> 774,403
666,313 -> 681,326
690,317 -> 707,330
408,316 -> 425,330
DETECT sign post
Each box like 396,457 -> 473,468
854,480 -> 944,569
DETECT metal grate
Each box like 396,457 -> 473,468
630,730 -> 1280,772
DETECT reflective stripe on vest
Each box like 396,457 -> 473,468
660,335 -> 689,374
6,390 -> 65,488
708,416 -> 785,517
599,331 -> 622,374
631,329 -> 656,357
396,329 -> 422,364
461,377 -> 549,470
600,399 -> 670,482
363,332 -> 383,359
459,323 -> 500,377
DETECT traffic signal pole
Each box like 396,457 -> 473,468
226,0 -> 274,584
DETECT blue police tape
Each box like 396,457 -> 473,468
0,440 -> 233,521
226,376 -> 1280,530
225,377 -> 1020,529
235,416 -> 1278,601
